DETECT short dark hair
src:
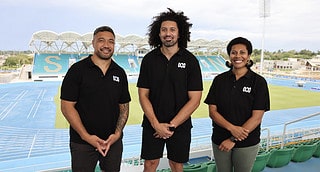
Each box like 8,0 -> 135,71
226,37 -> 252,56
93,26 -> 115,37
147,8 -> 192,48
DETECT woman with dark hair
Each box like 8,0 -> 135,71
137,8 -> 203,172
204,37 -> 270,172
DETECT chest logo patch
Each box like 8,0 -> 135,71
242,86 -> 251,93
178,62 -> 186,69
113,75 -> 120,82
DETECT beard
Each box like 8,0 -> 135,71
163,41 -> 176,47
95,49 -> 113,60
161,36 -> 178,48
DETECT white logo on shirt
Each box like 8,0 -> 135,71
113,75 -> 120,82
178,62 -> 186,68
243,86 -> 251,93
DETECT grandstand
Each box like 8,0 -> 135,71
0,30 -> 318,171
32,53 -> 89,81
27,30 -> 228,81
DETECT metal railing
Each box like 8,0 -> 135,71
281,112 -> 320,148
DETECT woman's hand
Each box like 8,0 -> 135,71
219,138 -> 236,152
230,126 -> 249,141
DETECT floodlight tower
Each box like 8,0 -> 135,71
259,0 -> 270,74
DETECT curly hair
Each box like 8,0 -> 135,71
147,8 -> 192,48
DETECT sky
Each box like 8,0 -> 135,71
0,0 -> 319,52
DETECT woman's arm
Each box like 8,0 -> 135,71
208,104 -> 249,141
241,110 -> 265,133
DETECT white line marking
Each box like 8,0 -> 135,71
0,101 -> 18,120
0,102 -> 14,119
28,133 -> 37,158
27,101 -> 37,119
33,100 -> 42,118
0,93 -> 8,100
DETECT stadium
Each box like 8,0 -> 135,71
0,30 -> 319,172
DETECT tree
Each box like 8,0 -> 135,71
2,54 -> 33,68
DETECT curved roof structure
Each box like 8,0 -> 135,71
29,30 -> 227,54
31,30 -> 59,41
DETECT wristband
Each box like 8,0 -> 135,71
169,126 -> 175,131
229,136 -> 236,142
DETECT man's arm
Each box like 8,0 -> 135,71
138,87 -> 172,139
138,88 -> 158,128
170,90 -> 202,128
103,102 -> 130,154
60,99 -> 106,155
114,102 -> 130,136
60,99 -> 90,140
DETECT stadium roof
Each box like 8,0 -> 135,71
29,30 -> 228,54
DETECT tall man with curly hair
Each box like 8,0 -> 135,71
137,8 -> 203,172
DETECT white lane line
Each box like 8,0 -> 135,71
28,133 -> 38,158
14,90 -> 28,101
32,100 -> 42,118
0,93 -> 8,100
0,102 -> 14,119
27,101 -> 37,119
37,89 -> 43,99
41,89 -> 47,99
0,101 -> 18,120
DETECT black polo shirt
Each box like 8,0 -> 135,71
60,55 -> 131,144
137,47 -> 203,130
204,69 -> 270,147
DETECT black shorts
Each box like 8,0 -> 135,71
140,127 -> 191,163
70,138 -> 123,172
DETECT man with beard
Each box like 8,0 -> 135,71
60,26 -> 131,172
137,8 -> 203,172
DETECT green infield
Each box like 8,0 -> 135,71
54,81 -> 320,128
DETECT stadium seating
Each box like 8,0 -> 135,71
183,163 -> 208,172
157,168 -> 171,172
313,141 -> 320,157
203,161 -> 216,172
32,53 -> 88,81
251,151 -> 271,172
196,55 -> 228,73
266,147 -> 295,168
113,54 -> 140,73
291,142 -> 318,162
32,53 -> 227,81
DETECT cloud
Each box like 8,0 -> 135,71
0,0 -> 319,51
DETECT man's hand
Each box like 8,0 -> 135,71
153,123 -> 174,139
84,135 -> 108,156
98,133 -> 121,157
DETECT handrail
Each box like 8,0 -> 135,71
261,128 -> 270,151
281,112 -> 320,148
